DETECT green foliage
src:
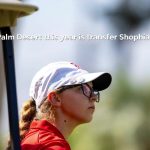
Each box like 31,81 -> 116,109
0,135 -> 6,150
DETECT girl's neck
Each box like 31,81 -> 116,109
54,113 -> 79,139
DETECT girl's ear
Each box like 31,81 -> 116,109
47,92 -> 61,107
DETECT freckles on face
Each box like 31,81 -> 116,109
59,85 -> 95,124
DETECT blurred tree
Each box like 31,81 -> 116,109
69,70 -> 150,150
135,121 -> 150,150
102,71 -> 150,150
105,0 -> 150,70
106,0 -> 150,33
76,0 -> 150,72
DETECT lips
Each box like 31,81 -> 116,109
88,106 -> 95,110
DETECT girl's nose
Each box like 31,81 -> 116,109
89,93 -> 97,102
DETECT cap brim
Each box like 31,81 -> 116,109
0,2 -> 38,16
78,72 -> 112,91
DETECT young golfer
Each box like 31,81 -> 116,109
19,61 -> 112,150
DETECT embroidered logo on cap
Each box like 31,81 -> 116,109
70,62 -> 80,69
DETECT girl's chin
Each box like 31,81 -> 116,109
81,117 -> 93,124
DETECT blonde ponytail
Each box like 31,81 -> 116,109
37,99 -> 55,124
6,98 -> 56,150
6,99 -> 36,150
19,99 -> 36,140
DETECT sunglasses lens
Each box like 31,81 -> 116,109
82,84 -> 100,102
82,84 -> 91,97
